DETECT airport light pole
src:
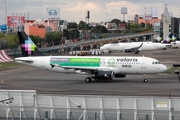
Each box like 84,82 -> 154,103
144,7 -> 147,29
151,7 -> 153,26
174,70 -> 180,82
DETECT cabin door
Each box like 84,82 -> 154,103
141,58 -> 147,69
41,58 -> 46,68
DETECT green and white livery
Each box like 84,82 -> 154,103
15,32 -> 167,83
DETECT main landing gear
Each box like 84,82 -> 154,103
85,77 -> 92,83
85,75 -> 113,83
143,74 -> 148,83
143,79 -> 148,83
135,51 -> 139,54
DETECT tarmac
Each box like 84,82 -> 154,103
1,48 -> 180,97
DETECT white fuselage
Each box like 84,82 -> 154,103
15,56 -> 167,75
100,42 -> 167,51
171,41 -> 180,48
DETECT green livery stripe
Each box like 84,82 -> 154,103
50,58 -> 100,67
50,62 -> 100,67
70,58 -> 100,62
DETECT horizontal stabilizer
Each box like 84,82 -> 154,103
15,58 -> 34,63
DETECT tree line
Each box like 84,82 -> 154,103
0,18 -> 153,49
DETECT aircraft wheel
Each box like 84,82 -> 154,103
85,77 -> 92,83
144,79 -> 148,83
135,51 -> 139,54
109,72 -> 114,80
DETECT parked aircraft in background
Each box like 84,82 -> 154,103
100,42 -> 168,54
15,31 -> 167,83
171,40 -> 180,49
153,33 -> 177,44
161,34 -> 180,48
162,33 -> 174,43
153,34 -> 163,43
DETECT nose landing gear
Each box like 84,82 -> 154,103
143,79 -> 148,83
143,74 -> 148,83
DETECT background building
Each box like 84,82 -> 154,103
170,17 -> 180,39
134,8 -> 160,26
24,18 -> 61,38
59,20 -> 67,32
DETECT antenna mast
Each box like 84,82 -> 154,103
4,0 -> 7,23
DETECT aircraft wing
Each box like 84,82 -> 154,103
124,43 -> 143,53
51,63 -> 109,70
50,63 -> 114,72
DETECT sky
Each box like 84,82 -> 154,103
0,0 -> 180,25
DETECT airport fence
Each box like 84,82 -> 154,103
1,90 -> 180,120
0,109 -> 180,120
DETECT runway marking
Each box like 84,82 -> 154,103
1,79 -> 6,84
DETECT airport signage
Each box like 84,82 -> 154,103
144,14 -> 152,20
7,16 -> 25,27
46,7 -> 60,20
119,23 -> 127,30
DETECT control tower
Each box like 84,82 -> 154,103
163,4 -> 169,39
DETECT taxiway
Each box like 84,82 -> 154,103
1,49 -> 180,97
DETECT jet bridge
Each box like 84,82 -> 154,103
0,90 -> 180,120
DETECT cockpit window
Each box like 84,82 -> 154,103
152,61 -> 161,64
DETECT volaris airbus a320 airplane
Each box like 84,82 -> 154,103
15,32 -> 167,83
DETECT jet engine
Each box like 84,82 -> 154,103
125,49 -> 139,54
91,71 -> 114,80
114,73 -> 126,78
125,49 -> 133,53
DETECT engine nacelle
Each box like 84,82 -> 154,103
125,49 -> 133,53
114,73 -> 126,78
91,71 -> 114,80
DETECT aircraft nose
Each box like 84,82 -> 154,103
100,46 -> 106,50
161,65 -> 167,72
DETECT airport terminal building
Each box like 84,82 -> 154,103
154,17 -> 180,40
